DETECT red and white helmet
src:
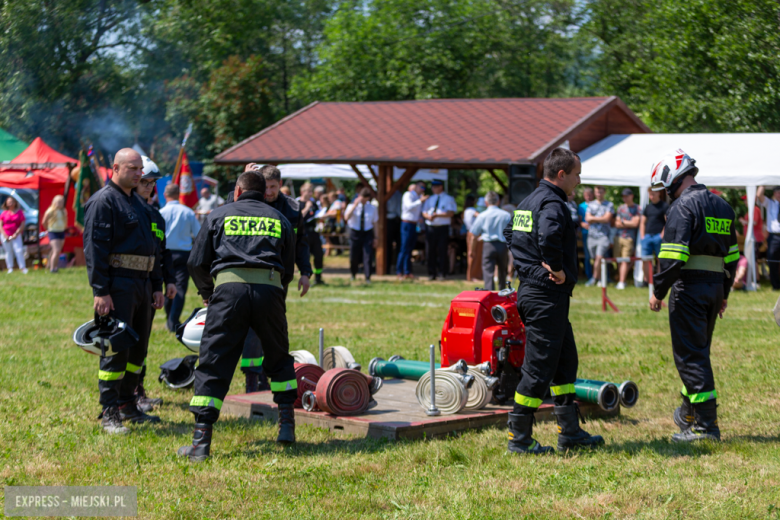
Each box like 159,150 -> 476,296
650,149 -> 698,192
178,308 -> 207,352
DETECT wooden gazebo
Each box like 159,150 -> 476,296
215,96 -> 650,275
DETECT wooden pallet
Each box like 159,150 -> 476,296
222,379 -> 620,440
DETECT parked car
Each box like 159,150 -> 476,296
0,188 -> 38,227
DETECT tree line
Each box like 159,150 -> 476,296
1,0 -> 778,183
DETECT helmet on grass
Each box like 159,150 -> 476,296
158,355 -> 198,389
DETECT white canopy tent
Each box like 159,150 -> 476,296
579,133 -> 780,290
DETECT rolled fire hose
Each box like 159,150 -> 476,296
573,379 -> 620,412
302,368 -> 382,415
322,346 -> 362,371
290,350 -> 318,365
293,362 -> 325,408
415,371 -> 471,415
439,363 -> 491,411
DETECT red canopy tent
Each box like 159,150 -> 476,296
0,138 -> 85,254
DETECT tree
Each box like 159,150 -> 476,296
0,0 -> 147,155
587,0 -> 780,132
292,0 -> 591,102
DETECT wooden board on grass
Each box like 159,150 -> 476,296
222,378 -> 619,440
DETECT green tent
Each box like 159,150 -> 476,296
0,128 -> 29,162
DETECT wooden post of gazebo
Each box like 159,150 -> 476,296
376,165 -> 388,276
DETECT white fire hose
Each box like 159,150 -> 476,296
290,350 -> 318,365
441,361 -> 497,411
415,370 -> 473,415
321,346 -> 362,371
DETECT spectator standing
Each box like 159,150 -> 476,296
386,189 -> 402,272
757,186 -> 780,290
1,196 -> 27,274
42,195 -> 68,273
578,187 -> 595,280
584,186 -> 614,286
344,188 -> 378,282
739,196 -> 764,268
195,187 -> 224,224
397,181 -> 428,279
299,182 -> 325,285
422,180 -> 457,280
640,187 -> 669,284
160,183 -> 201,332
614,188 -> 640,289
470,191 -> 512,290
463,195 -> 482,282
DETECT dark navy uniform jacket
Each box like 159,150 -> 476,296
503,180 -> 578,295
187,190 -> 296,300
268,193 -> 313,278
654,184 -> 739,300
149,207 -> 175,288
83,180 -> 160,297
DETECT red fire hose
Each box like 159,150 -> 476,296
302,368 -> 381,416
293,363 -> 325,408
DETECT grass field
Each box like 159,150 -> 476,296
1,263 -> 780,519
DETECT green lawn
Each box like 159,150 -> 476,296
1,265 -> 780,519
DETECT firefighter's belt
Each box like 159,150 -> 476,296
109,254 -> 155,272
682,255 -> 724,273
215,267 -> 283,289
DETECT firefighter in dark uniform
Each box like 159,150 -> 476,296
503,148 -> 604,454
83,148 -> 164,434
239,164 -> 313,393
300,181 -> 325,285
133,156 -> 178,412
648,150 -> 738,443
179,172 -> 297,461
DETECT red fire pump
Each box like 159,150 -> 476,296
439,286 -> 525,404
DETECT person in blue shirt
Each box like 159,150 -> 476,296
160,183 -> 201,332
469,191 -> 512,290
577,187 -> 594,280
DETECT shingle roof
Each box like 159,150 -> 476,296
216,96 -> 647,167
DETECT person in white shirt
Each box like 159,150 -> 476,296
422,180 -> 457,280
195,187 -> 224,223
396,181 -> 428,279
344,188 -> 379,282
757,185 -> 780,290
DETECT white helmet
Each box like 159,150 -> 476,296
73,316 -> 139,357
650,149 -> 698,193
141,156 -> 160,179
178,308 -> 207,352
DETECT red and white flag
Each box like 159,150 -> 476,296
173,150 -> 198,208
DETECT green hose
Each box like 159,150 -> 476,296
368,358 -> 440,380
574,379 -> 620,411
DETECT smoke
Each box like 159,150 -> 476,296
81,111 -> 135,156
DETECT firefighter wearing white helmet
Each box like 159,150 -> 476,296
648,149 -> 739,443
133,156 -> 177,413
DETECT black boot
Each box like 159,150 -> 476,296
672,400 -> 721,443
313,273 -> 326,285
277,403 -> 296,444
245,372 -> 259,393
134,383 -> 163,413
673,394 -> 694,432
99,406 -> 129,435
177,423 -> 212,462
118,401 -> 161,424
507,413 -> 554,455
554,403 -> 605,451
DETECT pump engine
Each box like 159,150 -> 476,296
439,286 -> 525,404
